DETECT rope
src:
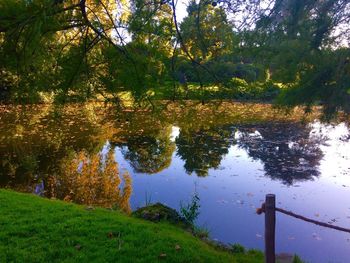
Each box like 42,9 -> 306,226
257,203 -> 350,234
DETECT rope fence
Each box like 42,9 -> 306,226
257,194 -> 350,263
275,207 -> 350,234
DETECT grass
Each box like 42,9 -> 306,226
148,80 -> 280,102
0,189 -> 263,262
149,82 -> 226,101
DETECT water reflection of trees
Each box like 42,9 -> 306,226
0,103 -> 338,192
235,123 -> 324,185
51,150 -> 132,212
173,122 -> 325,184
115,125 -> 176,174
176,128 -> 232,176
0,104 -> 120,193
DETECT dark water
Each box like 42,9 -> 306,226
1,102 -> 349,262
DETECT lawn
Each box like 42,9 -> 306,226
0,189 -> 263,262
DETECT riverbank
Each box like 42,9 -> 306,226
0,189 -> 263,262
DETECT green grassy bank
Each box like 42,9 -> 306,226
0,190 -> 263,262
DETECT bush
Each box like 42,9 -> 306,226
226,78 -> 280,100
180,193 -> 200,225
231,243 -> 246,254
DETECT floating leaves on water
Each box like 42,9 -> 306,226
328,218 -> 338,224
312,233 -> 322,241
217,199 -> 228,204
236,200 -> 244,205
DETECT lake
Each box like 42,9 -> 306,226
0,102 -> 349,262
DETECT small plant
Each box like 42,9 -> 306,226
144,191 -> 153,206
180,192 -> 200,225
231,243 -> 246,254
193,226 -> 209,239
293,254 -> 304,263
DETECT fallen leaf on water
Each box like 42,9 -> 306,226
312,233 -> 322,241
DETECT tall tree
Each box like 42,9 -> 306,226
238,0 -> 350,116
180,0 -> 234,61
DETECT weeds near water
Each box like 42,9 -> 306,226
179,189 -> 211,240
180,191 -> 200,225
193,225 -> 209,239
293,255 -> 304,263
231,243 -> 246,254
144,191 -> 153,206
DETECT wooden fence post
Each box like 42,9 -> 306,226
265,194 -> 276,263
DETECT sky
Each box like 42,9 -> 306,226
175,0 -> 189,22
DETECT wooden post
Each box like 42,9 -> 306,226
265,194 -> 276,263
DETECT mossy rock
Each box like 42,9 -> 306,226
132,203 -> 190,228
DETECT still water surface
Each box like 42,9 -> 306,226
1,102 -> 349,262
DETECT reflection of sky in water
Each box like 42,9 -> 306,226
312,121 -> 350,186
113,122 -> 350,263
2,104 -> 349,263
170,126 -> 180,142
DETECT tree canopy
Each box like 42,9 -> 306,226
0,0 -> 349,116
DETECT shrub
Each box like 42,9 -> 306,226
180,192 -> 200,225
231,243 -> 246,254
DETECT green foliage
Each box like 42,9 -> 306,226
0,0 -> 348,117
249,1 -> 350,116
226,78 -> 280,100
292,254 -> 304,263
275,48 -> 350,116
193,225 -> 210,239
180,1 -> 234,61
231,243 -> 246,254
0,70 -> 15,101
180,192 -> 201,225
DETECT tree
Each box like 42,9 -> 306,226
0,0 -> 174,102
239,0 -> 350,116
0,0 -> 349,115
180,0 -> 234,61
